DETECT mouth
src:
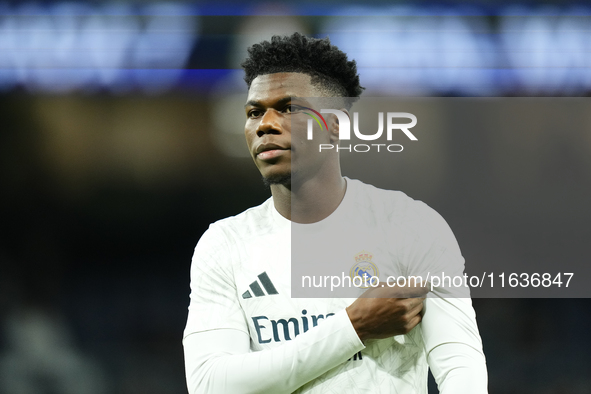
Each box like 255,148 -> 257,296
255,143 -> 290,160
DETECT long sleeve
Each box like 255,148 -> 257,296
428,342 -> 488,393
183,310 -> 365,394
405,201 -> 487,393
422,296 -> 488,393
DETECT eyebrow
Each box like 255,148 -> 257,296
244,96 -> 305,108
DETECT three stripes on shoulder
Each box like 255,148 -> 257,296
242,272 -> 278,299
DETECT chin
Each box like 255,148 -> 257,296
262,173 -> 291,188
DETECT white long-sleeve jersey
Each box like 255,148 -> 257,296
183,178 -> 487,393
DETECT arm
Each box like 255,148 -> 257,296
422,297 -> 488,394
183,310 -> 364,394
404,201 -> 487,393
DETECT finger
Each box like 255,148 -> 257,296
382,281 -> 429,298
406,297 -> 425,316
387,286 -> 428,299
360,282 -> 428,299
402,285 -> 429,298
405,312 -> 423,332
399,296 -> 424,316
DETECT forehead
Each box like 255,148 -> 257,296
246,72 -> 322,103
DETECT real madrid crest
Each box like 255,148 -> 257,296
349,250 -> 379,289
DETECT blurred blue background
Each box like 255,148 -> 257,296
0,1 -> 590,393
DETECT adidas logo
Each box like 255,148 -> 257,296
242,272 -> 279,299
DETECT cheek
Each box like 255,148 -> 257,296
244,125 -> 256,144
290,117 -> 326,145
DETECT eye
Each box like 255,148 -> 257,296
285,104 -> 302,114
247,109 -> 263,118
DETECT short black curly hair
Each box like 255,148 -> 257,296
241,33 -> 364,104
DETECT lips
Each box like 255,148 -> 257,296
255,143 -> 289,160
255,143 -> 288,155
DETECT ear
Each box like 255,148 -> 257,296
327,108 -> 350,144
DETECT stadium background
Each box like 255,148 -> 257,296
0,1 -> 590,393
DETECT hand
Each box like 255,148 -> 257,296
345,282 -> 428,342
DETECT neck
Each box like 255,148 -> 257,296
271,173 -> 347,224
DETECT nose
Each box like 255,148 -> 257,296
256,108 -> 283,137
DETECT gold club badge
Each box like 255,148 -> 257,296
349,250 -> 379,289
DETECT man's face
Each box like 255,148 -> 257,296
244,72 -> 332,186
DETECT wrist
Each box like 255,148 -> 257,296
346,305 -> 367,343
